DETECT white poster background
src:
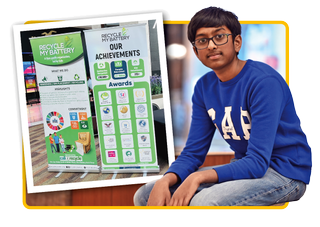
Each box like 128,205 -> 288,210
84,24 -> 159,172
34,58 -> 89,132
29,33 -> 99,171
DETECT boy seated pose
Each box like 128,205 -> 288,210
134,6 -> 312,206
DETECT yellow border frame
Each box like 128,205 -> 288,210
22,20 -> 289,209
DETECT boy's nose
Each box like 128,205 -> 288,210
208,39 -> 217,49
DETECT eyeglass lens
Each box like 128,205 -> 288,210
194,34 -> 229,49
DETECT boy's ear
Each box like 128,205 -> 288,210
233,34 -> 242,53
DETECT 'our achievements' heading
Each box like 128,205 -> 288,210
96,28 -> 141,60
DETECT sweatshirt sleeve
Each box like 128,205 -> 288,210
214,77 -> 287,183
165,79 -> 216,183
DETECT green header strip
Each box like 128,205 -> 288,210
30,32 -> 83,66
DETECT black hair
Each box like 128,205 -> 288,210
187,7 -> 241,43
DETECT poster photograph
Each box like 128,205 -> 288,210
14,12 -> 174,193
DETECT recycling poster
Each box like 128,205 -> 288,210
29,32 -> 99,172
84,24 -> 159,173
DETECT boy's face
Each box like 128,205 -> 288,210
193,26 -> 242,71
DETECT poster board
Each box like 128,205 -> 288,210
84,24 -> 159,173
14,12 -> 174,193
29,32 -> 100,173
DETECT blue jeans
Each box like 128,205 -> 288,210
61,144 -> 65,152
50,143 -> 56,153
134,165 -> 306,206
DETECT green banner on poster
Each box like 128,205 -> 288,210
84,24 -> 159,173
30,32 -> 99,172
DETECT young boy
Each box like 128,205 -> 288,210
53,132 -> 60,153
49,134 -> 56,153
59,134 -> 65,153
134,6 -> 312,206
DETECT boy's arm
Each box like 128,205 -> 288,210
165,79 -> 216,183
147,78 -> 215,206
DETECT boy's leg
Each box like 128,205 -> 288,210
133,165 -> 222,205
133,180 -> 154,206
51,144 -> 56,153
189,167 -> 306,206
133,165 -> 223,206
134,167 -> 306,206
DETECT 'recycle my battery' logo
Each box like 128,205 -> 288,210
101,27 -> 130,42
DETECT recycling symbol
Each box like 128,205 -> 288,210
126,151 -> 132,156
74,74 -> 80,80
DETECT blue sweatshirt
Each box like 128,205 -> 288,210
167,60 -> 312,184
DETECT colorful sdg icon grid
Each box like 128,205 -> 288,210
69,112 -> 89,130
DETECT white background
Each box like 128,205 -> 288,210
3,0 -> 319,226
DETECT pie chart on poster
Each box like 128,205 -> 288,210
46,111 -> 64,130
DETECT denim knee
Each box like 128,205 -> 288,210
189,168 -> 308,206
133,180 -> 157,206
133,184 -> 147,206
275,180 -> 307,204
189,188 -> 224,206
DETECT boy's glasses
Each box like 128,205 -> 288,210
192,34 -> 232,50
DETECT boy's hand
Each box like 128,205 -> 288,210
146,180 -> 171,206
168,173 -> 200,206
169,169 -> 218,206
147,173 -> 178,206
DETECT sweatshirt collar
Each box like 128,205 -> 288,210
218,59 -> 251,86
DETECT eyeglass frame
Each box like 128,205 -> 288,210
192,34 -> 233,50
